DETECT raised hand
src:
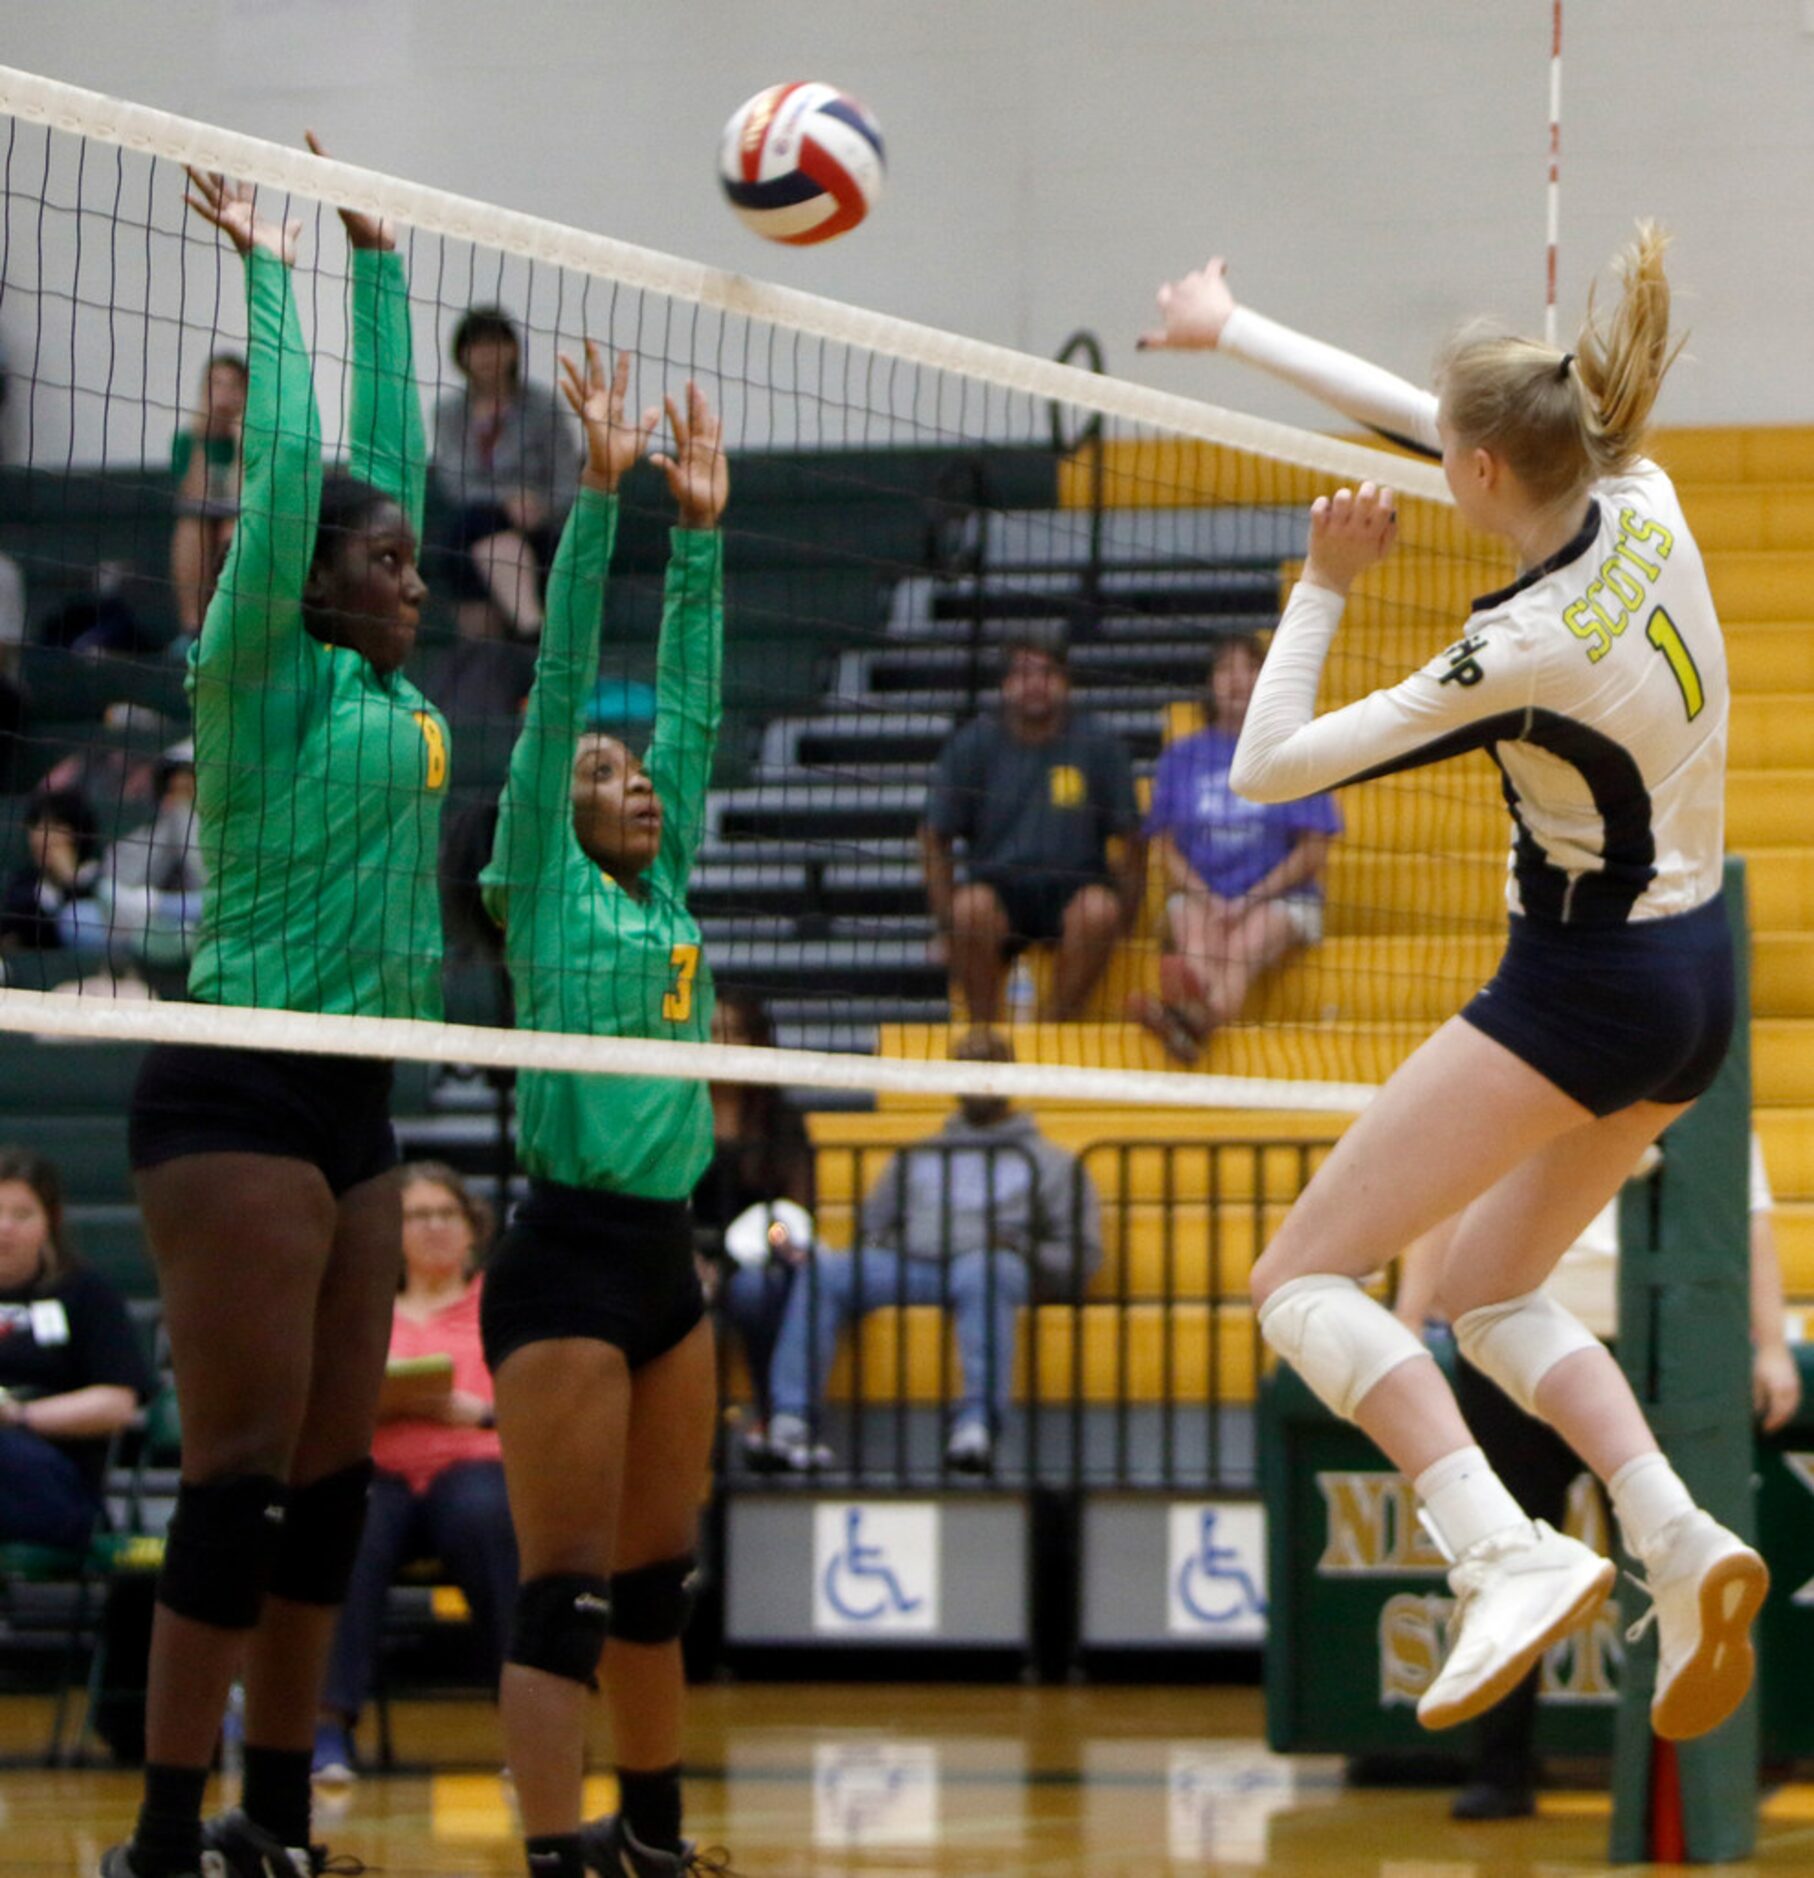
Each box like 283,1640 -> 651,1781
1303,482 -> 1398,595
183,169 -> 301,265
1138,256 -> 1237,351
304,131 -> 395,252
649,381 -> 729,531
559,341 -> 659,494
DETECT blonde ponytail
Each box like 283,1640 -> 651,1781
1573,219 -> 1683,479
1436,220 -> 1684,513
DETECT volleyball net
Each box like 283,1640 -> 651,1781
0,66 -> 1511,1116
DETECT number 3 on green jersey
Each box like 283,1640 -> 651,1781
663,944 -> 700,1024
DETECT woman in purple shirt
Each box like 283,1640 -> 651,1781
1131,634 -> 1341,1061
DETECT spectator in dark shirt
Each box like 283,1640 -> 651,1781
694,992 -> 817,1453
0,1147 -> 151,1550
432,306 -> 577,641
0,787 -> 107,958
1131,634 -> 1341,1061
921,632 -> 1143,1023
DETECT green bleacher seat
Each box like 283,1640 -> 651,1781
67,1205 -> 153,1300
0,1038 -> 147,1112
0,952 -> 100,994
0,1114 -> 133,1202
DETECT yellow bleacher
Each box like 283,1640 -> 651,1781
779,428 -> 1814,1415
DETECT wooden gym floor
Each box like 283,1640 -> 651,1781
3,1685 -> 1813,1875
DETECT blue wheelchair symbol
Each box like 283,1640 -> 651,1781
1176,1510 -> 1267,1625
822,1507 -> 926,1622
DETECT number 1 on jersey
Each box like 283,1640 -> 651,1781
1646,606 -> 1705,722
663,944 -> 700,1024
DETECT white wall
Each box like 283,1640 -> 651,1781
3,0 -> 1813,467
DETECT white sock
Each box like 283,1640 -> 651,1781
1415,1445 -> 1529,1559
1609,1452 -> 1695,1557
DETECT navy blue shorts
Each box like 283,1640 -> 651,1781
129,1043 -> 398,1197
1460,897 -> 1735,1118
480,1180 -> 705,1375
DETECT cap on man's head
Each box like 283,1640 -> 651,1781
1000,622 -> 1069,671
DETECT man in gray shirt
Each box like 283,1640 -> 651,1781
921,631 -> 1143,1022
764,1030 -> 1103,1474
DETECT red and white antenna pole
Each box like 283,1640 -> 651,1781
1545,0 -> 1563,346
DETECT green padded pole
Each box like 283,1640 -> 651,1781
1610,858 -> 1758,1863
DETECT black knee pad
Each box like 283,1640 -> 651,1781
609,1555 -> 698,1646
267,1459 -> 374,1606
507,1573 -> 612,1686
157,1473 -> 289,1630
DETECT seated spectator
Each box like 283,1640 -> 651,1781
101,739 -> 205,969
0,787 -> 108,958
169,351 -> 247,637
693,992 -> 817,1457
1130,634 -> 1340,1062
432,306 -> 577,641
0,1148 -> 151,1550
765,1030 -> 1102,1476
921,630 -> 1143,1024
314,1163 -> 516,1786
38,562 -> 157,659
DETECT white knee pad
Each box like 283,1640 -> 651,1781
1257,1274 -> 1427,1422
1453,1289 -> 1600,1418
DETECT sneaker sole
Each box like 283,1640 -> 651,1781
1418,1556 -> 1616,1732
1651,1547 -> 1770,1742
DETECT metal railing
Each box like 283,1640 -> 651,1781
715,1133 -> 1329,1493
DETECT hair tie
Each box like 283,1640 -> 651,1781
1557,351 -> 1575,381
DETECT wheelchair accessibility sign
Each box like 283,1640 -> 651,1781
1166,1503 -> 1268,1641
812,1502 -> 941,1634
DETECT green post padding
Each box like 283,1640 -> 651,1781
1262,1360 -> 1810,1765
1610,858 -> 1756,1864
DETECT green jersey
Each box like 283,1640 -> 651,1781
188,247 -> 449,1020
482,489 -> 724,1199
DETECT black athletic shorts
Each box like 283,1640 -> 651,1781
974,869 -> 1110,951
1460,896 -> 1735,1118
128,1043 -> 399,1197
480,1179 -> 706,1375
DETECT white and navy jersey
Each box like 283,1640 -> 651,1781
1218,309 -> 1727,927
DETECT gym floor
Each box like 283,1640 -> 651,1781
3,1686 -> 1812,1875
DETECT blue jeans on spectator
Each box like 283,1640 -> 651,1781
768,1249 -> 1030,1431
322,1461 -> 518,1721
0,1427 -> 102,1551
722,1259 -> 798,1421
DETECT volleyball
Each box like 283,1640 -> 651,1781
717,82 -> 885,246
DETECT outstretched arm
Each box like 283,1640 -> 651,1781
1141,257 -> 1441,457
645,381 -> 729,891
483,345 -> 655,916
311,133 -> 428,540
184,172 -> 320,715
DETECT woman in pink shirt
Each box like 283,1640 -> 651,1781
314,1164 -> 517,1784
